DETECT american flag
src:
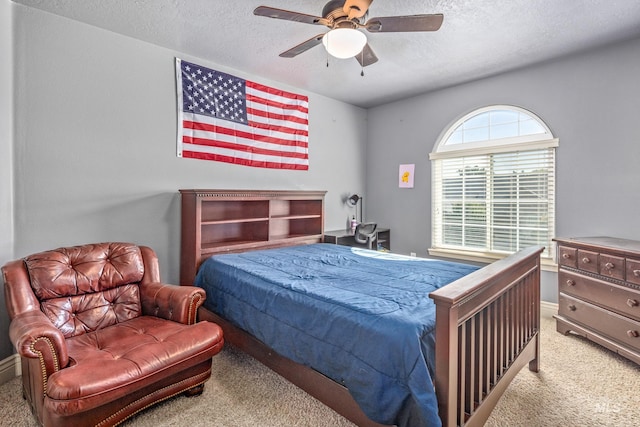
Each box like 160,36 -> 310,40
176,58 -> 309,170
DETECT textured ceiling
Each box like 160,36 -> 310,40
12,0 -> 640,108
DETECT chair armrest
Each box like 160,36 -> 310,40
9,310 -> 68,371
139,282 -> 206,325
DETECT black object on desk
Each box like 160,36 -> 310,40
324,227 -> 390,251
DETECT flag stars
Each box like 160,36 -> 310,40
181,61 -> 248,124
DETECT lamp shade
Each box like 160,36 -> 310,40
347,194 -> 361,207
322,28 -> 367,59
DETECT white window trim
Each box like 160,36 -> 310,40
430,138 -> 559,160
430,105 -> 557,264
427,247 -> 558,272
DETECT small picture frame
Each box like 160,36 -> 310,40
399,164 -> 415,188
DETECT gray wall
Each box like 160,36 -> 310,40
366,36 -> 640,303
2,5 -> 368,360
1,0 -> 15,366
5,3 -> 640,361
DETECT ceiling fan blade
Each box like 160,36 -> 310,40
365,14 -> 444,32
254,6 -> 330,26
355,43 -> 378,67
279,34 -> 325,58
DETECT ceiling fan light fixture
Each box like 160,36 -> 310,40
322,28 -> 367,59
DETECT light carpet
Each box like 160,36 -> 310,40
1,317 -> 638,427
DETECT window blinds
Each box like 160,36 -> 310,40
432,147 -> 555,258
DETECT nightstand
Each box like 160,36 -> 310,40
324,228 -> 390,251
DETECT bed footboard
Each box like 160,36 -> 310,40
429,246 -> 544,427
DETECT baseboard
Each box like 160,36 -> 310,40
0,353 -> 20,385
541,301 -> 558,319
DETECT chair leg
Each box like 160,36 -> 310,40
183,384 -> 205,397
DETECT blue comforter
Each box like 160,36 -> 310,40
194,243 -> 478,426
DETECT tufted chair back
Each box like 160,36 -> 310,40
22,243 -> 146,338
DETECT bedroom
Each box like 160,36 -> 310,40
1,0 -> 640,425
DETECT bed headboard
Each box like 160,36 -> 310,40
179,189 -> 327,285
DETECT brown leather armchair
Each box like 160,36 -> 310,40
2,242 -> 224,427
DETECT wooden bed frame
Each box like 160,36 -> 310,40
195,246 -> 542,427
180,190 -> 543,426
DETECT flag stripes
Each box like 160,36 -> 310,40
176,58 -> 309,170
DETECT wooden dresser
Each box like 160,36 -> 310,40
179,189 -> 326,285
554,236 -> 640,364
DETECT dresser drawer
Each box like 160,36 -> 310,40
627,258 -> 640,286
599,253 -> 625,280
577,249 -> 598,273
559,294 -> 640,352
559,270 -> 640,321
558,246 -> 577,268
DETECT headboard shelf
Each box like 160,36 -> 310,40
179,189 -> 326,285
201,217 -> 270,225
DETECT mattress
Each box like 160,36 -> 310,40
194,243 -> 479,426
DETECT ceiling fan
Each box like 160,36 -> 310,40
254,0 -> 443,69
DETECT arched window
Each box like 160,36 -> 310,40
429,105 -> 557,263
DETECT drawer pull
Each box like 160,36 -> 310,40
582,257 -> 591,264
627,299 -> 639,307
562,253 -> 571,259
568,304 -> 577,311
566,279 -> 575,286
634,270 -> 640,277
604,262 -> 615,270
627,330 -> 639,338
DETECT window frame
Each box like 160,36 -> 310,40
429,105 -> 558,270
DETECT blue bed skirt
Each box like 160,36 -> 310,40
194,243 -> 478,426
